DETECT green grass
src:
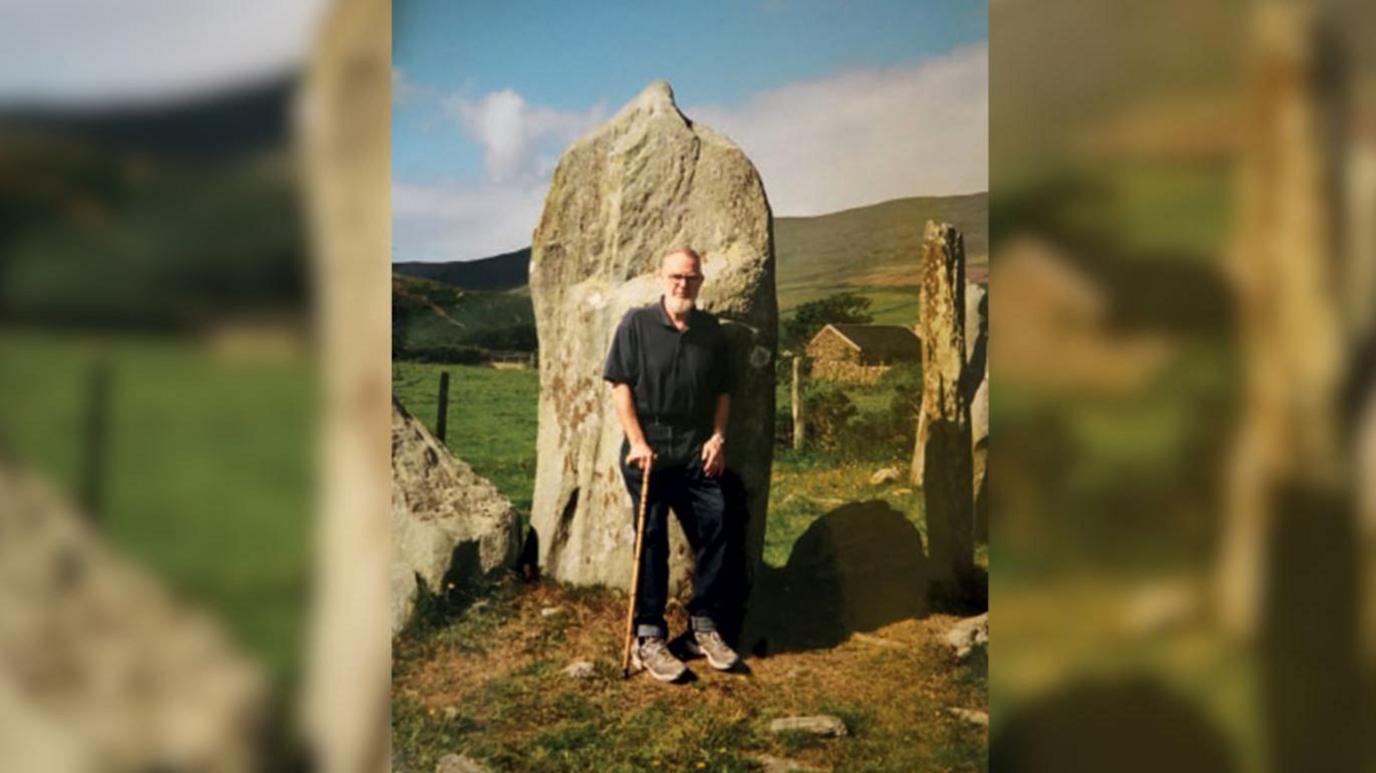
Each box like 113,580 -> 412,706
766,450 -> 925,569
0,329 -> 314,694
391,361 -> 539,518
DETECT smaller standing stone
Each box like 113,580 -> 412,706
768,715 -> 848,737
392,399 -> 522,635
912,220 -> 976,592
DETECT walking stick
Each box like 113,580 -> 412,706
621,454 -> 653,678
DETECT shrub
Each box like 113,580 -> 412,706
882,362 -> 923,451
802,384 -> 856,452
398,344 -> 491,364
781,292 -> 874,352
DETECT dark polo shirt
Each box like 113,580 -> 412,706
603,297 -> 734,464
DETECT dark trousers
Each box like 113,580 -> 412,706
620,451 -> 741,640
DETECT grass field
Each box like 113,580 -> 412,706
0,330 -> 315,694
393,361 -> 940,569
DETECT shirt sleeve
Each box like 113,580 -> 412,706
602,312 -> 638,385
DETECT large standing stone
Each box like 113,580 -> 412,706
529,81 -> 777,602
391,398 -> 522,634
911,221 -> 976,590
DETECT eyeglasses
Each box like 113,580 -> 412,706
666,273 -> 704,285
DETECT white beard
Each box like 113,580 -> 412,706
664,296 -> 696,315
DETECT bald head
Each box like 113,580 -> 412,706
661,247 -> 702,271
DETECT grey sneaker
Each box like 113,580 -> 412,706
632,637 -> 689,682
686,630 -> 741,671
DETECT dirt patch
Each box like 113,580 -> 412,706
393,579 -> 987,771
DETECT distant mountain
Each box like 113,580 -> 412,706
393,248 -> 530,292
0,74 -> 294,159
774,193 -> 987,310
391,193 -> 987,341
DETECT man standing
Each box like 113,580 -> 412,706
603,247 -> 745,682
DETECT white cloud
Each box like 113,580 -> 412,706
392,67 -> 430,106
0,0 -> 329,105
393,180 -> 548,261
394,45 -> 987,261
686,42 -> 988,215
444,89 -> 607,183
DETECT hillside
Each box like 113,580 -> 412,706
0,74 -> 293,159
392,275 -> 534,359
391,193 -> 988,344
393,248 -> 530,291
774,193 -> 987,314
0,130 -> 305,330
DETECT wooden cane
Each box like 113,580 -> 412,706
621,454 -> 653,678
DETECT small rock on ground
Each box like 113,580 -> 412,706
562,660 -> 595,679
436,753 -> 490,773
851,632 -> 902,648
540,606 -> 565,618
768,715 -> 848,737
751,753 -> 827,772
870,466 -> 904,485
944,612 -> 988,661
947,707 -> 989,727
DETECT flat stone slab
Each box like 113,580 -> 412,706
768,715 -> 848,737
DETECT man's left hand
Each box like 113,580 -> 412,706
702,433 -> 726,478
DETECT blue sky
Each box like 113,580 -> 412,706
394,0 -> 988,261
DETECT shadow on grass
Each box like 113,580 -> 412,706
742,499 -> 984,654
991,677 -> 1237,773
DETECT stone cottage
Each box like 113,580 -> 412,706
806,323 -> 921,384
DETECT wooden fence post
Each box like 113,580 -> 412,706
82,358 -> 110,521
791,355 -> 806,450
436,370 -> 450,444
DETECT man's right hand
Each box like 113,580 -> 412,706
625,440 -> 655,471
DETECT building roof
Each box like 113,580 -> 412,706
811,324 -> 921,361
